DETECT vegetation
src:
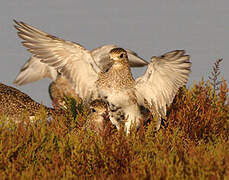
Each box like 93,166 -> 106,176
0,60 -> 228,179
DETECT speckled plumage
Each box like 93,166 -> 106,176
97,49 -> 135,91
85,99 -> 109,134
0,83 -> 60,123
48,75 -> 81,108
96,48 -> 143,132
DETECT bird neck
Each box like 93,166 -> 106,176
99,60 -> 135,89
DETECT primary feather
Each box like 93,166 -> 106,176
135,50 -> 191,130
14,20 -> 100,102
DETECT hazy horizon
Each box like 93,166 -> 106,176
0,0 -> 228,107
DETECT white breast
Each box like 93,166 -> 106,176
99,88 -> 142,133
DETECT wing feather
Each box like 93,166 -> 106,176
14,56 -> 58,85
14,20 -> 100,101
135,50 -> 191,128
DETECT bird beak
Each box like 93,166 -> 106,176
127,53 -> 148,67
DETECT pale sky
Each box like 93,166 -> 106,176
0,0 -> 228,106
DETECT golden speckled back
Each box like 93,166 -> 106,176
0,83 -> 58,122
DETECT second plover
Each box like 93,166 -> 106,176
0,82 -> 61,123
85,99 -> 110,134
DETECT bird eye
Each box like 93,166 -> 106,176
91,108 -> 96,113
120,53 -> 124,58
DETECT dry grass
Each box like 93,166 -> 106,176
0,63 -> 228,179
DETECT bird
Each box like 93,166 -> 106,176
85,99 -> 110,134
0,82 -> 61,123
13,44 -> 148,108
14,20 -> 191,133
48,74 -> 81,109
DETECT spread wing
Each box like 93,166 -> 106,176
14,20 -> 100,101
91,44 -> 148,71
15,44 -> 147,86
14,55 -> 58,85
135,50 -> 191,129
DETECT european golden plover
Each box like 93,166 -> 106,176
14,20 -> 191,133
14,44 -> 148,108
85,99 -> 110,134
0,82 -> 60,123
13,55 -> 81,108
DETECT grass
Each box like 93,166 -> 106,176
0,62 -> 228,179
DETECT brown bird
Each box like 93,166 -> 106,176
85,99 -> 110,134
0,82 -> 61,123
48,74 -> 82,109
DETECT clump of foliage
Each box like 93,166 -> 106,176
208,58 -> 223,95
0,60 -> 228,179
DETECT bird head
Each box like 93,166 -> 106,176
109,48 -> 128,64
89,99 -> 109,121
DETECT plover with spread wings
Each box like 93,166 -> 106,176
14,45 -> 148,108
14,20 -> 191,133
